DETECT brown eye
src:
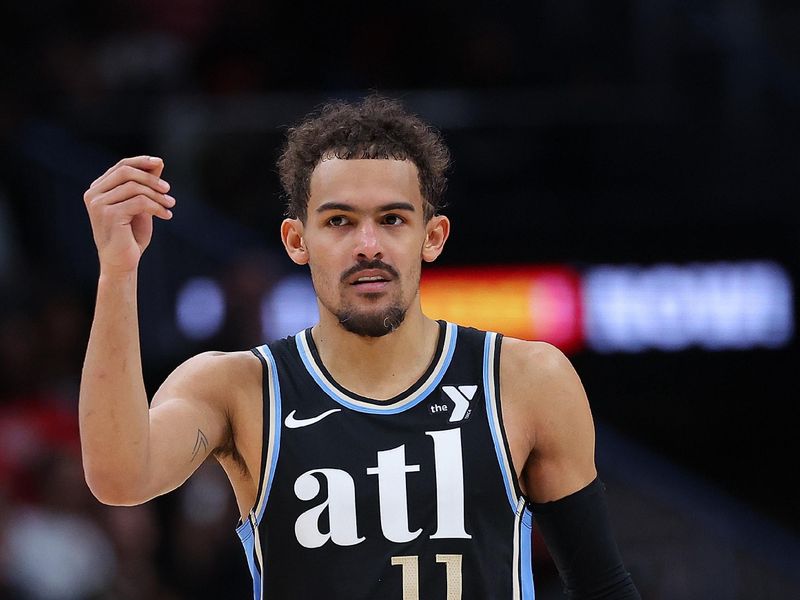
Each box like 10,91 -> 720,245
328,215 -> 350,227
383,214 -> 404,225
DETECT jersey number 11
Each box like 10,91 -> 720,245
391,554 -> 462,600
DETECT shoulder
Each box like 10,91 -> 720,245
152,350 -> 262,410
167,349 -> 261,385
499,337 -> 583,396
499,337 -> 589,434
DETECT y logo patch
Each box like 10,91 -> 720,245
440,385 -> 478,422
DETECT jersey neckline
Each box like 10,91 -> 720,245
294,320 -> 458,413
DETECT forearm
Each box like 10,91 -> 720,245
79,270 -> 151,504
532,478 -> 640,600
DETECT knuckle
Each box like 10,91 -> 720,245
121,180 -> 141,194
138,196 -> 158,213
88,193 -> 105,209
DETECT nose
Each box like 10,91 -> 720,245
354,220 -> 383,261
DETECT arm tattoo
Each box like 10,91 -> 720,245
191,429 -> 209,461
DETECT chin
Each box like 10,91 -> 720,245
337,305 -> 407,338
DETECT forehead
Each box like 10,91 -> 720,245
308,158 -> 423,212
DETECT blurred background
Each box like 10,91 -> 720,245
1,0 -> 799,598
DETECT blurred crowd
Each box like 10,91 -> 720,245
0,246 -> 253,599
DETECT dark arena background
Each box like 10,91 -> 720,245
1,2 -> 799,599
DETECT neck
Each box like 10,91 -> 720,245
311,304 -> 441,400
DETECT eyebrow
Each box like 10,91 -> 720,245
315,201 -> 416,213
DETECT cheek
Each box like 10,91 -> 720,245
307,252 -> 343,294
409,261 -> 422,288
400,251 -> 423,291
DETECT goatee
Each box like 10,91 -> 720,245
337,305 -> 407,337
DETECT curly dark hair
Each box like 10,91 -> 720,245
277,95 -> 450,221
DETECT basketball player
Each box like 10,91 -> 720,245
80,96 -> 640,599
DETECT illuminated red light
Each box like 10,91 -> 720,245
420,266 -> 584,352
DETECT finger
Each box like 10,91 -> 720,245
91,156 -> 164,189
94,181 -> 176,210
91,156 -> 164,188
92,164 -> 171,196
109,195 -> 174,221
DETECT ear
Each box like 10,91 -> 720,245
281,218 -> 309,265
422,215 -> 450,263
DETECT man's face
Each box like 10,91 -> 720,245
282,158 -> 447,337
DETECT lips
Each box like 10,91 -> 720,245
347,269 -> 393,286
341,260 -> 400,282
353,275 -> 388,285
347,269 -> 394,293
353,281 -> 389,293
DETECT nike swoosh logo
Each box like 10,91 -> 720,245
284,408 -> 342,429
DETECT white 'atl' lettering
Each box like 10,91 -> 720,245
426,429 -> 471,539
294,469 -> 365,548
292,429 -> 470,548
366,445 -> 422,542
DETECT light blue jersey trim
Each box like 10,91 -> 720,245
236,344 -> 282,600
236,520 -> 262,600
294,322 -> 458,414
520,507 -> 535,599
483,332 -> 519,512
254,343 -> 282,525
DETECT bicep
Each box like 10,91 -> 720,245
143,354 -> 231,498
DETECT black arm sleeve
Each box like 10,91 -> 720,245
531,477 -> 641,599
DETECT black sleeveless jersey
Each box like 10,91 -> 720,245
236,321 -> 535,599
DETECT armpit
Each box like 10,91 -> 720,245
213,415 -> 250,477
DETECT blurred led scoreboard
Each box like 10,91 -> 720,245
177,261 -> 794,353
421,261 -> 793,352
419,266 -> 584,352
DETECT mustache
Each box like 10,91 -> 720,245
340,260 -> 400,283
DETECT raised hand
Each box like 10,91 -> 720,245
83,156 -> 175,276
